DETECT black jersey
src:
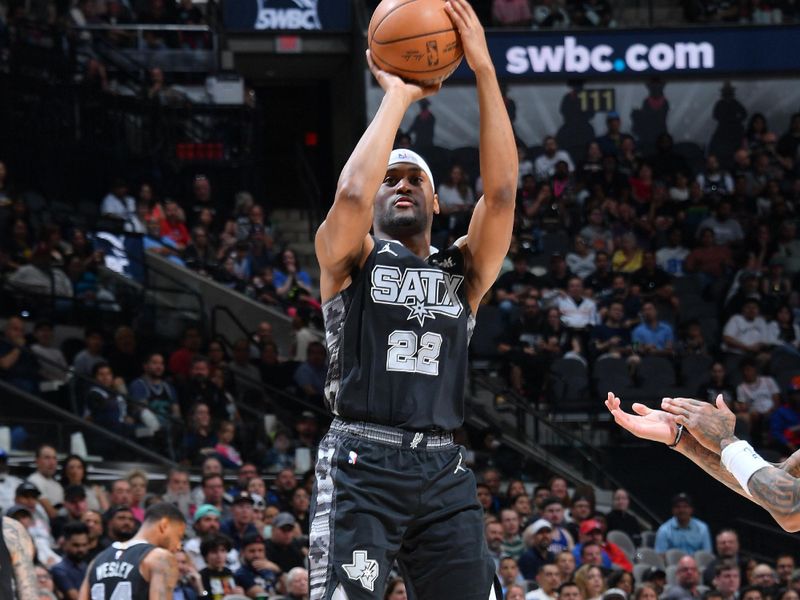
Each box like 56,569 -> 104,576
322,238 -> 475,431
88,541 -> 155,600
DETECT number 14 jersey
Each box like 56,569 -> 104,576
322,238 -> 475,431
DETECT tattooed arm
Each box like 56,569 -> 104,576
3,517 -> 38,600
145,548 -> 179,600
662,396 -> 800,532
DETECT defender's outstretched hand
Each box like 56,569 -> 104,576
605,392 -> 679,445
661,395 -> 736,453
445,0 -> 493,73
366,50 -> 441,105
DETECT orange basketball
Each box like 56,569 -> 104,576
368,0 -> 463,86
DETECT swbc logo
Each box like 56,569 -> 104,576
255,0 -> 321,30
506,36 -> 715,74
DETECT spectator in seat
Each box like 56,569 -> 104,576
696,200 -> 744,245
775,554 -> 796,588
604,488 -> 640,540
3,218 -> 33,270
73,328 -> 110,381
185,505 -> 238,571
596,112 -> 624,157
103,505 -> 137,545
734,358 -> 780,443
611,233 -> 643,273
7,243 -> 73,301
685,228 -> 733,282
541,497 -> 574,553
498,556 -> 524,597
160,200 -> 190,250
0,449 -> 23,513
768,304 -> 800,355
233,533 -> 279,597
221,492 -> 258,552
27,444 -> 62,520
583,251 -> 613,296
574,564 -> 605,600
293,341 -> 327,405
60,455 -> 108,514
181,403 -> 217,465
169,327 -> 203,382
556,277 -> 598,331
590,301 -> 633,361
648,133 -> 689,183
492,0 -> 532,25
259,341 -> 294,391
535,136 -> 575,182
0,315 -> 39,394
527,564 -> 562,600
712,561 -> 741,600
519,518 -> 555,580
654,493 -> 711,554
580,208 -> 614,255
50,521 -> 89,600
184,226 -> 217,275
662,556 -> 702,600
214,421 -> 243,469
701,529 -> 748,585
30,320 -> 68,385
497,291 -> 547,398
85,362 -> 135,441
677,321 -> 709,358
566,236 -> 596,280
532,0 -> 571,28
656,228 -> 689,277
129,352 -> 180,433
573,519 -> 632,572
697,154 -> 734,198
100,178 -> 138,231
541,252 -> 572,292
631,250 -> 671,299
770,376 -> 800,453
200,533 -> 245,597
264,512 -> 305,577
162,467 -> 193,520
499,507 -> 524,561
722,299 -> 771,361
631,301 -> 674,357
274,248 -> 317,311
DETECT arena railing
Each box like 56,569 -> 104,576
467,373 -> 662,528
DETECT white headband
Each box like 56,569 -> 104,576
387,149 -> 434,191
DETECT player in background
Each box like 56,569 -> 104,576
78,502 -> 186,600
605,392 -> 800,532
311,0 -> 517,598
1,516 -> 38,600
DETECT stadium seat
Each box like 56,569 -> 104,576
673,141 -> 706,174
593,357 -> 634,395
680,355 -> 713,392
640,531 -> 656,548
666,564 -> 679,585
665,548 -> 687,566
770,351 -> 800,376
672,276 -> 702,298
607,530 -> 636,562
548,357 -> 590,412
633,563 -> 651,584
469,306 -> 506,371
635,547 -> 665,568
698,317 -> 720,349
637,357 -> 677,389
694,550 -> 715,570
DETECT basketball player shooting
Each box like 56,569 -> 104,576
310,0 -> 516,598
78,503 -> 186,600
605,392 -> 800,531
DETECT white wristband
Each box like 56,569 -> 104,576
720,440 -> 770,496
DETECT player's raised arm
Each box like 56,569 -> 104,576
315,53 -> 440,301
445,0 -> 517,311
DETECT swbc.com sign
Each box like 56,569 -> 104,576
449,26 -> 800,80
223,0 -> 350,32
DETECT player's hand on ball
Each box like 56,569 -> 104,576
605,392 -> 679,445
445,0 -> 492,73
366,49 -> 442,105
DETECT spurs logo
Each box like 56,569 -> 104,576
342,550 -> 379,591
454,452 -> 467,474
410,433 -> 424,449
371,266 -> 464,326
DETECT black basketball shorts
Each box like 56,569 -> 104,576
308,418 -> 497,600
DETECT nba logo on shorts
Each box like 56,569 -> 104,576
348,451 -> 358,465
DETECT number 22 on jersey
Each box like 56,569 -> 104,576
386,330 -> 442,376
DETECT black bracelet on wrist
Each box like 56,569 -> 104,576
668,424 -> 684,448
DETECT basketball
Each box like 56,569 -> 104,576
368,0 -> 464,86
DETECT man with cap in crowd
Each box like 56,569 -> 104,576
6,498 -> 61,567
101,505 -> 137,545
185,504 -> 241,572
221,491 -> 259,552
264,512 -> 304,576
572,519 -> 632,572
540,497 -> 575,553
655,493 -> 712,554
52,485 -> 89,542
526,564 -> 562,600
233,533 -> 280,598
0,449 -> 23,513
662,556 -> 702,600
50,521 -> 89,600
643,566 -> 667,595
519,518 -> 555,580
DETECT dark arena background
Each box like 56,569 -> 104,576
0,0 -> 798,598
